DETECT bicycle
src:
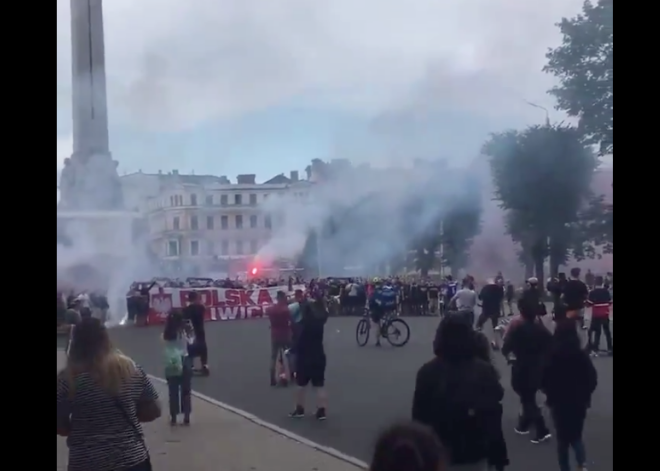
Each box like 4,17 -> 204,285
356,310 -> 410,347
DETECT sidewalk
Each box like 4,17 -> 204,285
57,351 -> 365,471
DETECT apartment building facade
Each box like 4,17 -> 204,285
144,171 -> 310,274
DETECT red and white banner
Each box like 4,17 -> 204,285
146,285 -> 304,324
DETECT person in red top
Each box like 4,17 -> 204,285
586,276 -> 613,356
266,291 -> 292,386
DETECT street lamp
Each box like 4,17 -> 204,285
523,100 -> 551,126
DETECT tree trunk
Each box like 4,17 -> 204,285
534,256 -> 545,284
549,254 -> 561,278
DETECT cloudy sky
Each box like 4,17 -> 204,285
57,0 -> 584,181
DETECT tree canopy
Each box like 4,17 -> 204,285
483,124 -> 598,280
544,0 -> 613,155
296,158 -> 483,276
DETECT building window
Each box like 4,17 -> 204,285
236,240 -> 243,255
190,194 -> 198,206
249,193 -> 257,205
234,194 -> 242,205
191,215 -> 199,230
265,215 -> 272,229
170,196 -> 175,206
170,195 -> 183,206
205,195 -> 213,206
221,216 -> 228,230
221,240 -> 229,255
236,215 -> 243,229
190,240 -> 199,256
173,217 -> 180,230
250,215 -> 258,228
220,195 -> 228,206
167,240 -> 179,256
249,240 -> 258,254
206,216 -> 214,230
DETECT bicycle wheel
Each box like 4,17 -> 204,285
356,319 -> 370,346
384,318 -> 410,347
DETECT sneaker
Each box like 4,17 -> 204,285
514,427 -> 529,435
531,432 -> 552,444
289,406 -> 305,418
201,365 -> 210,377
169,416 -> 177,426
183,415 -> 190,426
315,408 -> 327,421
590,351 -> 599,358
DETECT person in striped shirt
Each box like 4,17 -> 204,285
57,318 -> 161,471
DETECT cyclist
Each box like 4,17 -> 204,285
368,278 -> 398,347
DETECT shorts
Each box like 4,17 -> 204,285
295,354 -> 326,388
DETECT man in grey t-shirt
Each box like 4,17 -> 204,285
450,285 -> 478,327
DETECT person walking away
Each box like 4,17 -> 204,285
449,281 -> 478,327
370,421 -> 448,471
473,332 -> 509,471
505,282 -> 514,316
162,310 -> 193,425
585,269 -> 595,291
586,276 -> 613,356
413,316 -> 504,470
477,279 -> 505,350
502,296 -> 553,444
57,318 -> 161,471
183,291 -> 209,376
542,320 -> 598,471
266,291 -> 293,386
562,268 -> 589,346
289,287 -> 329,420
443,276 -> 458,308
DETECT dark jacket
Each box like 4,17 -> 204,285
412,357 -> 504,465
541,350 -> 597,410
502,320 -> 552,392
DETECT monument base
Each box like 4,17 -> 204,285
57,210 -> 140,325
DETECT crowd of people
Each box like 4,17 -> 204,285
58,266 -> 610,471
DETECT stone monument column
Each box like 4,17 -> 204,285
61,0 -> 122,210
58,0 -> 137,324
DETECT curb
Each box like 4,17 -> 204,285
147,374 -> 369,470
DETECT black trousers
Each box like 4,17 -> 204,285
589,317 -> 613,351
516,387 -> 549,434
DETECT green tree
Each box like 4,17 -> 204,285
441,188 -> 483,274
544,0 -> 613,155
484,124 -> 598,281
572,194 -> 613,259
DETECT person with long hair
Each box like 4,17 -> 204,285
371,421 -> 447,471
57,318 -> 161,471
413,315 -> 504,470
542,320 -> 598,471
162,309 -> 194,425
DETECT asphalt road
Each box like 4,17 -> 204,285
111,317 -> 613,471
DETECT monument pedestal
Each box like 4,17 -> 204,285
57,210 -> 140,324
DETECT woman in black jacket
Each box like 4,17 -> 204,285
412,316 -> 505,469
541,320 -> 598,471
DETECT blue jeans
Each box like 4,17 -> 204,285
552,407 -> 587,471
166,357 -> 192,418
557,438 -> 586,471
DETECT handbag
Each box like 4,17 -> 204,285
112,397 -> 153,471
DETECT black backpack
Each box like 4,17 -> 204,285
432,361 -> 499,464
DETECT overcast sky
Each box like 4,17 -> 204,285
57,0 -> 584,181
